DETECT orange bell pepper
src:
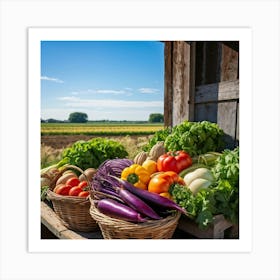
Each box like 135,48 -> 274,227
148,171 -> 185,195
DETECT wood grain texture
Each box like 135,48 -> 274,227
195,80 -> 239,103
178,214 -> 234,239
220,43 -> 239,81
164,41 -> 173,127
172,41 -> 195,125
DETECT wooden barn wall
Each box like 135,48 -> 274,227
164,41 -> 239,149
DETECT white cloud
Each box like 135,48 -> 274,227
68,89 -> 127,95
69,87 -> 161,96
95,89 -> 126,94
138,88 -> 159,94
58,96 -> 80,101
41,76 -> 64,83
57,96 -> 163,109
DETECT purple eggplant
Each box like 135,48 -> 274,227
111,176 -> 186,214
116,188 -> 161,220
95,198 -> 147,223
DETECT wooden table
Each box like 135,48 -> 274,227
41,201 -> 103,239
41,201 -> 238,239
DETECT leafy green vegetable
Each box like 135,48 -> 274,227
170,185 -> 215,229
58,138 -> 128,170
170,180 -> 238,229
170,147 -> 239,229
211,147 -> 239,187
165,121 -> 225,156
143,121 -> 225,156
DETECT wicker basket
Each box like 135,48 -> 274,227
89,198 -> 181,239
47,165 -> 98,232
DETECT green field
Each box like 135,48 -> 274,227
41,122 -> 164,136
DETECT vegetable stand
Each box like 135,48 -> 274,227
41,127 -> 239,239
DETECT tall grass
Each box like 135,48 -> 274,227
41,135 -> 150,169
41,144 -> 63,169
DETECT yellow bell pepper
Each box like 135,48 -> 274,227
121,164 -> 151,190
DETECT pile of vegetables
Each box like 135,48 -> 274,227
51,167 -> 97,197
91,158 -> 186,223
41,120 -> 239,232
170,147 -> 239,228
41,165 -> 97,200
57,138 -> 128,170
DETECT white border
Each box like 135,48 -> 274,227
28,27 -> 252,253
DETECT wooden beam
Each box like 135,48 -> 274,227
164,41 -> 173,127
172,41 -> 196,126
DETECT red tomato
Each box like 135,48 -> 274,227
53,183 -> 65,193
65,177 -> 80,188
78,181 -> 88,189
78,191 -> 90,197
55,184 -> 71,196
157,151 -> 192,173
69,186 -> 83,196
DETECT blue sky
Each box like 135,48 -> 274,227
41,41 -> 164,121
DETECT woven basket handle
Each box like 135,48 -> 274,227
49,164 -> 91,193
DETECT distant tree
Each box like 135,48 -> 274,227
68,112 -> 88,123
148,113 -> 164,123
47,118 -> 62,123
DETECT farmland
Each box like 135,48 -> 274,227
41,122 -> 164,168
41,122 -> 164,136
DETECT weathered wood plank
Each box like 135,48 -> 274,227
164,41 -> 173,127
172,41 -> 195,125
172,41 -> 188,125
41,201 -> 86,239
178,214 -> 234,239
220,43 -> 239,81
195,103 -> 218,123
195,80 -> 239,103
189,42 -> 196,121
235,101 -> 239,144
41,201 -> 103,239
193,80 -> 239,148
